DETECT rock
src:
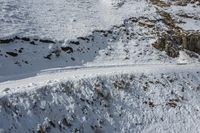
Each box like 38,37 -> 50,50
152,30 -> 200,57
150,0 -> 170,7
113,80 -> 128,89
39,39 -> 55,44
71,57 -> 75,61
0,38 -> 14,44
14,36 -> 20,40
69,41 -> 80,45
44,54 -> 52,60
37,125 -> 45,133
30,41 -> 36,45
51,49 -> 61,57
159,11 -> 176,28
61,46 -> 73,53
77,37 -> 90,42
6,52 -> 18,57
138,20 -> 155,28
61,117 -> 72,127
21,37 -> 30,41
18,48 -> 24,53
176,13 -> 194,19
94,80 -> 110,99
182,32 -> 200,54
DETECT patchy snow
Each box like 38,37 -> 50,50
165,3 -> 200,31
0,12 -> 173,77
1,0 -> 200,78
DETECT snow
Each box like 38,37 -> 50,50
177,51 -> 192,65
0,0 -> 200,132
0,10 -> 173,77
0,64 -> 199,91
165,3 -> 200,31
0,64 -> 200,133
0,0 -> 155,40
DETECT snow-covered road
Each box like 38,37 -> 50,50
1,63 -> 200,94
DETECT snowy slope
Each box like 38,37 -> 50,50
0,0 -> 200,133
0,64 -> 200,133
0,0 -> 155,40
1,0 -> 200,78
0,12 -> 172,77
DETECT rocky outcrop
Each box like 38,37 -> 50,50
150,0 -> 170,7
6,52 -> 18,57
150,0 -> 200,7
182,32 -> 200,53
0,36 -> 56,45
173,0 -> 200,6
152,32 -> 180,57
149,2 -> 200,58
153,31 -> 200,57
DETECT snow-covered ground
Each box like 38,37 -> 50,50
0,0 -> 155,40
165,3 -> 200,31
0,0 -> 200,132
1,0 -> 200,77
0,64 -> 200,133
0,9 -> 170,77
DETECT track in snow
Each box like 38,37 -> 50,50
0,63 -> 200,92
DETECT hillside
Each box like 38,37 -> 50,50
0,0 -> 200,133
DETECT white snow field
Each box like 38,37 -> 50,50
0,0 -> 200,133
0,0 -> 155,40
